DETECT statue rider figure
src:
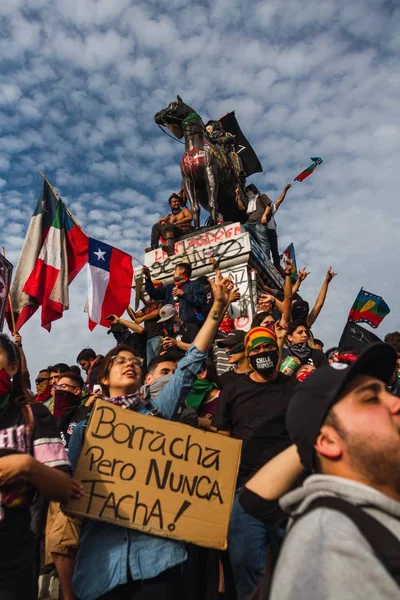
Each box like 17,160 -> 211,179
205,120 -> 247,209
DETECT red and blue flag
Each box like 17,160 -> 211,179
87,238 -> 133,330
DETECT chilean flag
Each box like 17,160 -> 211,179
87,238 -> 133,330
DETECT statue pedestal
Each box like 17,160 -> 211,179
137,223 -> 283,331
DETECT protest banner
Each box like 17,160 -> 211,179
65,400 -> 242,549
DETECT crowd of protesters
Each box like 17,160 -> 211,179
1,188 -> 400,600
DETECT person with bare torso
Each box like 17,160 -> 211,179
147,193 -> 193,255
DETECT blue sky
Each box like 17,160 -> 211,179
0,0 -> 399,377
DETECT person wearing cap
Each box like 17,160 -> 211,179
217,330 -> 252,388
268,342 -> 400,600
157,304 -> 199,357
212,326 -> 295,600
143,262 -> 207,329
106,318 -> 147,368
147,193 -> 193,255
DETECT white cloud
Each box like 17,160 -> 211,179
0,0 -> 398,378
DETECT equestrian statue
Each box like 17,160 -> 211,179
154,96 -> 248,229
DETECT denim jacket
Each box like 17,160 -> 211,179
68,344 -> 206,600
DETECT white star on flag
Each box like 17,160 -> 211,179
94,248 -> 106,261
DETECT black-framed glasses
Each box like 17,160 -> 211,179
110,356 -> 144,368
55,383 -> 78,391
36,377 -> 50,384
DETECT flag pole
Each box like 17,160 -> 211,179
39,170 -> 86,234
1,247 -> 16,334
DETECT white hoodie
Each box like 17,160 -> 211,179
269,475 -> 400,600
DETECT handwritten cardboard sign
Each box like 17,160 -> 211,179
65,400 -> 242,549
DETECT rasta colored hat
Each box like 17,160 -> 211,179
244,327 -> 278,354
286,342 -> 397,470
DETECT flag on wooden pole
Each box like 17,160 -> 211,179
7,179 -> 88,331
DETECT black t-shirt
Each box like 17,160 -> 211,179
143,302 -> 164,339
212,373 -> 295,486
58,403 -> 90,449
125,332 -> 147,361
0,402 -> 70,580
219,369 -> 252,389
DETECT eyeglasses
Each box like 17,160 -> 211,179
55,383 -> 78,391
111,356 -> 144,368
36,377 -> 49,384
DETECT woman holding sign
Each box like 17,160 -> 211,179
68,272 -> 235,600
0,334 -> 73,600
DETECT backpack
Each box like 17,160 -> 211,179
250,495 -> 400,599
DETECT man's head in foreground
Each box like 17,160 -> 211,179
287,343 -> 400,499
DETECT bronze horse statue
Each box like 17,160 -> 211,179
154,96 -> 247,229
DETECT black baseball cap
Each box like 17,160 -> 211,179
107,323 -> 128,335
286,342 -> 397,470
217,330 -> 246,350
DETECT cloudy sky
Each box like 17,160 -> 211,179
1,0 -> 399,379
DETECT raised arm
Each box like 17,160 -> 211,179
245,444 -> 304,500
292,267 -> 310,296
274,183 -> 291,212
143,266 -> 168,302
283,259 -> 294,324
193,271 -> 231,353
108,315 -> 145,335
307,266 -> 337,327
13,333 -> 31,390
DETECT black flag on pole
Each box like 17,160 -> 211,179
338,321 -> 381,352
219,111 -> 263,177
0,254 -> 13,332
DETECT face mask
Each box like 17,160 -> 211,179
0,367 -> 12,397
36,380 -> 49,395
140,374 -> 172,402
53,390 -> 80,420
114,331 -> 131,344
289,342 -> 311,363
174,275 -> 188,285
249,350 -> 278,375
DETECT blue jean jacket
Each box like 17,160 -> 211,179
68,344 -> 206,600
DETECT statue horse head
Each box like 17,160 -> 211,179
154,96 -> 200,139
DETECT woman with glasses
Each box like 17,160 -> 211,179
0,334 -> 73,600
68,271 -> 234,600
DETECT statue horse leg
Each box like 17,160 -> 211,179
183,175 -> 200,230
204,160 -> 219,225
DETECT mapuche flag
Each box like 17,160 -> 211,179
348,288 -> 390,329
219,111 -> 263,177
8,180 -> 88,331
294,157 -> 323,182
87,238 -> 133,330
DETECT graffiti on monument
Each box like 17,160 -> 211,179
211,265 -> 255,332
150,237 -> 246,279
